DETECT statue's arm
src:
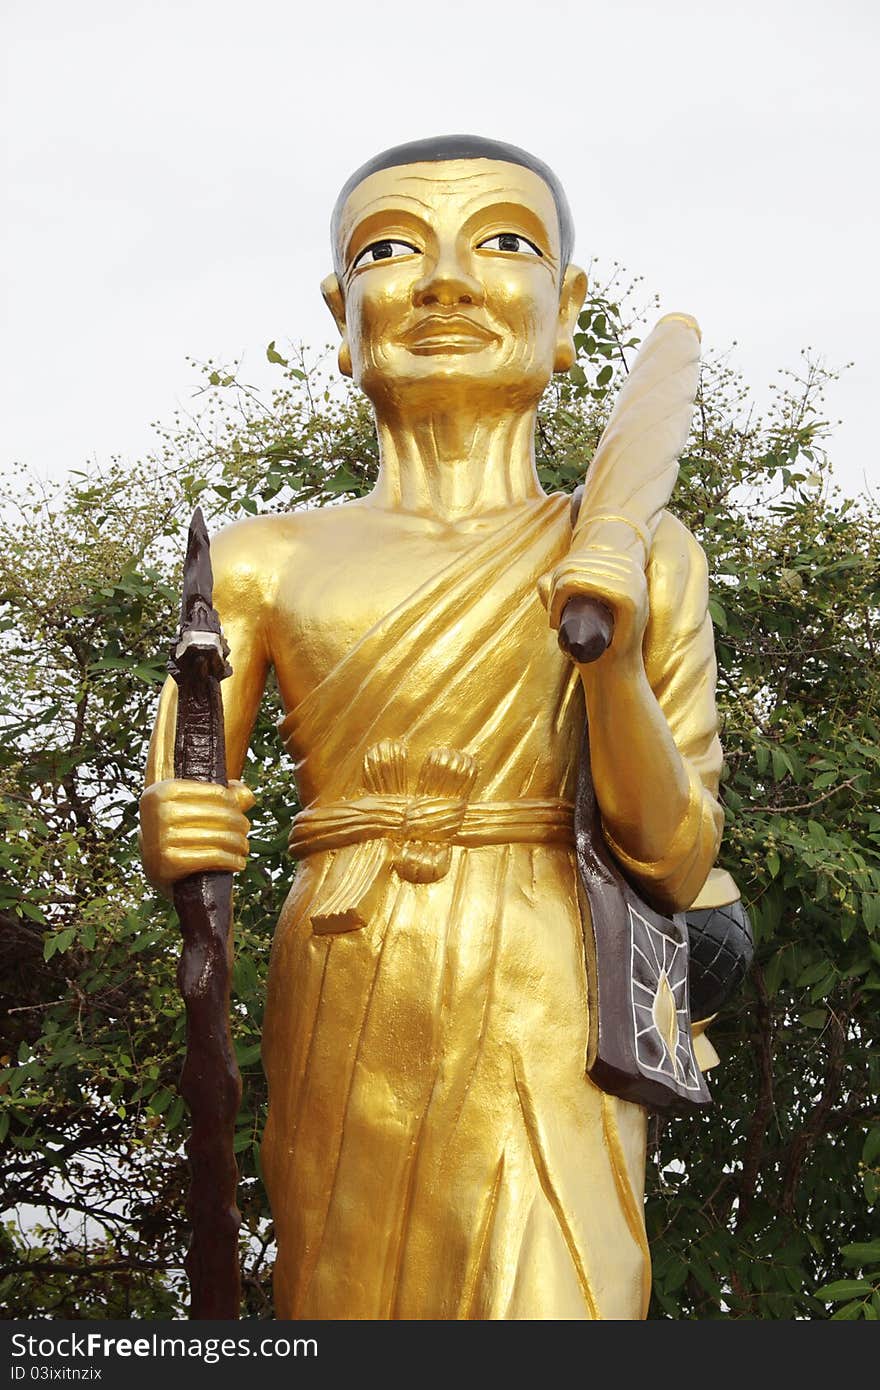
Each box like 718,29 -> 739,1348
140,522 -> 273,896
576,512 -> 723,912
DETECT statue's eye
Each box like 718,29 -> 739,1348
352,239 -> 420,269
477,233 -> 543,257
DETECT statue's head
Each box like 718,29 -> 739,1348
322,135 -> 587,413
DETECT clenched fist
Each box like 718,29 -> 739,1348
550,518 -> 650,671
139,778 -> 255,899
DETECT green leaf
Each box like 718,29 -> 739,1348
19,901 -> 47,924
797,958 -> 833,988
234,1040 -> 263,1068
663,1260 -> 689,1293
708,598 -> 727,631
44,928 -> 75,961
266,340 -> 288,367
812,769 -> 839,790
763,949 -> 787,995
325,466 -> 360,495
830,1301 -> 863,1319
842,1240 -> 880,1265
862,893 -> 880,931
807,819 -> 827,844
130,928 -> 164,954
801,1010 -> 827,1029
166,1096 -> 185,1131
133,663 -> 164,684
150,1088 -> 173,1115
233,955 -> 258,997
815,1279 -> 873,1300
771,746 -> 789,782
862,1128 -> 880,1166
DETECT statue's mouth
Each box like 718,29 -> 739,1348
402,314 -> 499,354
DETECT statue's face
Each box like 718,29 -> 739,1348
326,158 -> 584,411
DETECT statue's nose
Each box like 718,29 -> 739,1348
412,247 -> 483,308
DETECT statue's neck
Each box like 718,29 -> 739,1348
367,403 -> 544,524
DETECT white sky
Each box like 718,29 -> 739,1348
2,0 -> 877,497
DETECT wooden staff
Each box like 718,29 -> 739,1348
557,313 -> 702,661
168,506 -> 242,1319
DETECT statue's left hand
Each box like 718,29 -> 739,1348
558,594 -> 615,664
555,537 -> 649,671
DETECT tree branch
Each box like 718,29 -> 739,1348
736,966 -> 775,1228
780,1013 -> 846,1214
0,1260 -> 179,1279
746,776 -> 859,815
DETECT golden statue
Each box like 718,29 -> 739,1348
140,135 -> 740,1320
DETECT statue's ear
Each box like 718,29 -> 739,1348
554,264 -> 588,373
321,274 -> 346,332
321,273 -> 352,377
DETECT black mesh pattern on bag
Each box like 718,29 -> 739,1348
685,900 -> 754,1020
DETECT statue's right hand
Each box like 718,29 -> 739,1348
138,778 -> 256,899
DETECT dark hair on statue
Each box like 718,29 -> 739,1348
331,134 -> 575,274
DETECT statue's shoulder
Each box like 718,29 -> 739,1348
211,500 -> 354,558
650,510 -> 707,569
210,512 -> 297,575
647,510 -> 709,619
210,499 -> 375,591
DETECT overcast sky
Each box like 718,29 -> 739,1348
2,0 -> 877,497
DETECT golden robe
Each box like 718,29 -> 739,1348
259,492 -> 720,1320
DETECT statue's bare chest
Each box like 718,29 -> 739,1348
268,519 -> 489,711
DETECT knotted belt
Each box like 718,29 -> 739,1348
289,739 -> 575,933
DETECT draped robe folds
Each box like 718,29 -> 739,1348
261,494 -> 652,1321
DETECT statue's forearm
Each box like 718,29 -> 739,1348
581,651 -> 717,909
582,651 -> 689,851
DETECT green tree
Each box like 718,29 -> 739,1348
1,285 -> 877,1318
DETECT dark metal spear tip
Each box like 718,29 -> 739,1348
169,506 -> 231,683
181,507 -> 215,622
